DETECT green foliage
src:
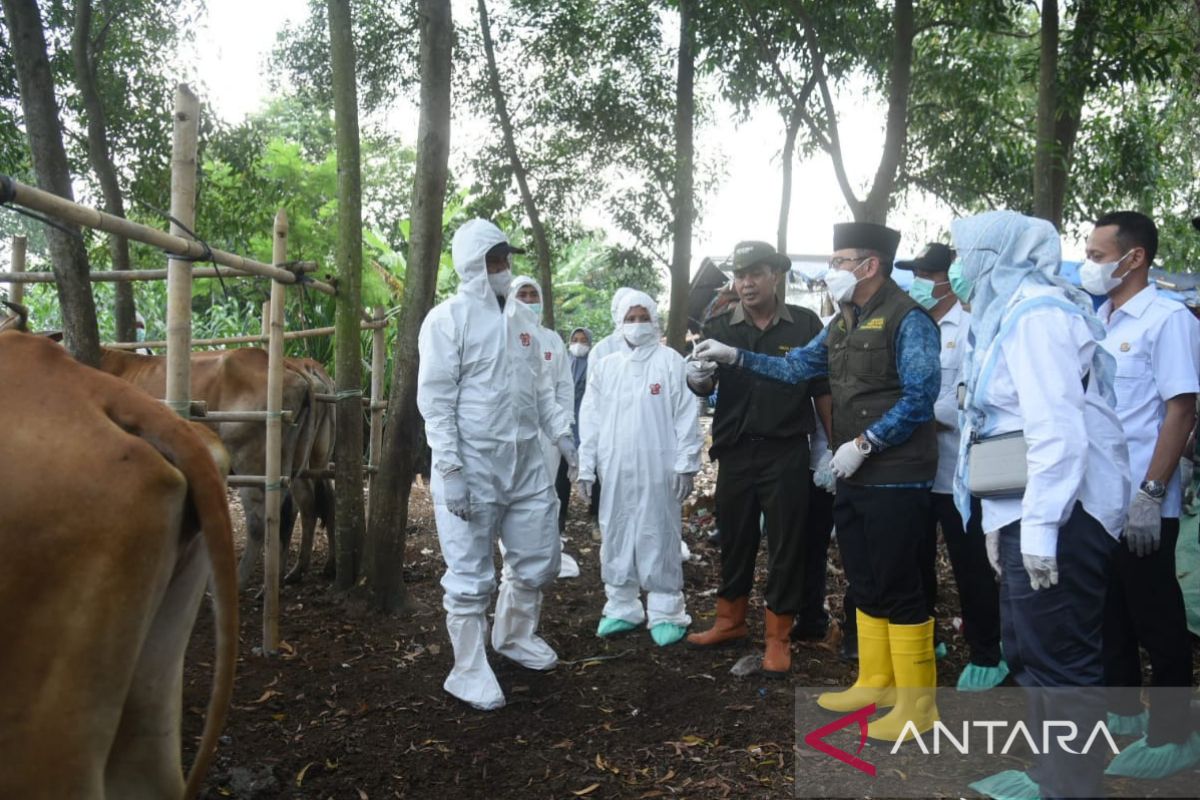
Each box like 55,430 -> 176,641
551,236 -> 665,339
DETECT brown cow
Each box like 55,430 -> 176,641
99,347 -> 313,589
0,330 -> 237,799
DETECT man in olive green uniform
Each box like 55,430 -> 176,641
694,223 -> 942,742
685,241 -> 832,678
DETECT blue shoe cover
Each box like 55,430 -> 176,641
935,641 -> 948,660
1105,732 -> 1200,779
956,659 -> 1009,692
967,769 -> 1039,800
596,617 -> 638,637
649,622 -> 688,646
1106,709 -> 1149,736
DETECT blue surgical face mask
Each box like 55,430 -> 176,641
948,259 -> 973,303
908,277 -> 951,310
526,302 -> 543,317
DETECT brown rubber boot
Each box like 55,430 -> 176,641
686,596 -> 749,648
762,610 -> 794,678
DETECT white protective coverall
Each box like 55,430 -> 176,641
578,291 -> 703,628
506,274 -> 580,578
416,219 -> 573,711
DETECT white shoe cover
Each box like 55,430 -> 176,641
444,613 -> 505,711
491,580 -> 558,670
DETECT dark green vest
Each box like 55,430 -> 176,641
826,278 -> 937,485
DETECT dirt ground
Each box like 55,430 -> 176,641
182,448 -> 1200,799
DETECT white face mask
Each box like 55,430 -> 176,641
622,321 -> 657,347
568,342 -> 590,357
488,270 -> 513,296
1079,250 -> 1133,296
824,260 -> 867,303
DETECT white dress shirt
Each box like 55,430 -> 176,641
974,284 -> 1130,557
1098,284 -> 1200,518
933,303 -> 968,494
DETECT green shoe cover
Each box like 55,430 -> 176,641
596,616 -> 638,637
1105,732 -> 1200,779
935,641 -> 948,660
967,769 -> 1040,800
1106,709 -> 1149,736
649,622 -> 688,646
956,659 -> 1009,692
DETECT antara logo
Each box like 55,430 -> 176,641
519,332 -> 532,347
804,705 -> 876,776
649,383 -> 662,395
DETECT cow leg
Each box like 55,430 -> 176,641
237,486 -> 266,590
104,531 -> 208,800
319,479 -> 337,579
284,480 -> 315,584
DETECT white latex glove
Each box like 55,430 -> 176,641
1124,490 -> 1162,557
673,472 -> 696,504
985,531 -> 1001,577
577,479 -> 594,502
686,358 -> 717,392
1022,554 -> 1059,590
442,468 -> 470,520
692,339 -> 740,366
812,450 -> 835,493
829,439 -> 867,479
558,436 -> 579,481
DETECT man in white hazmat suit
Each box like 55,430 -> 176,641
417,219 -> 577,711
506,274 -> 580,578
577,290 -> 703,646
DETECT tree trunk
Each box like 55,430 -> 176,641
666,0 -> 694,353
777,104 -> 803,254
72,0 -> 136,343
859,0 -> 914,224
477,0 -> 555,329
3,0 -> 101,365
1033,0 -> 1059,226
327,0 -> 366,589
364,0 -> 452,614
1047,0 -> 1102,229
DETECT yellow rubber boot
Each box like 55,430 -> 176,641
817,610 -> 896,712
867,618 -> 939,742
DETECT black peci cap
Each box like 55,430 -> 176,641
832,222 -> 902,262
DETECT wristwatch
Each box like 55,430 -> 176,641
1140,479 -> 1166,500
855,436 -> 874,457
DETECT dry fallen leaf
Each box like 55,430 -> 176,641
250,689 -> 282,704
295,762 -> 317,787
572,784 -> 601,796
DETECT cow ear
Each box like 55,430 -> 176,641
45,331 -> 64,342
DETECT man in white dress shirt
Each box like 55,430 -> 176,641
898,243 -> 1006,692
949,211 -> 1130,800
1083,211 -> 1200,778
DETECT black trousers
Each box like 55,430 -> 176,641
833,480 -> 930,625
1103,517 -> 1193,746
798,470 -> 836,630
920,493 -> 1002,666
998,503 -> 1113,799
555,459 -> 599,531
713,437 -> 811,614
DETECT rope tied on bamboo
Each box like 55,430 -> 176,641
335,389 -> 363,400
264,481 -> 285,492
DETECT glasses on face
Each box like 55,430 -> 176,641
828,255 -> 871,270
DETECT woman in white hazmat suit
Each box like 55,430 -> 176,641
416,219 -> 576,711
577,290 -> 703,646
505,274 -> 580,578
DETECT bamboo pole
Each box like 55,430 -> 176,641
0,176 -> 335,296
104,319 -> 387,350
261,300 -> 271,339
0,263 -> 319,284
262,210 -> 288,655
8,236 -> 26,306
367,307 -> 386,516
165,85 -> 199,418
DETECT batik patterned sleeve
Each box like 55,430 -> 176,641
739,327 -> 830,384
863,310 -> 941,450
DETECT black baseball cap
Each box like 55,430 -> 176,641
731,240 -> 791,273
896,242 -> 956,274
486,241 -> 526,261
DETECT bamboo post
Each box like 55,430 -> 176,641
367,307 -> 386,515
262,210 -> 288,655
165,85 -> 199,418
261,300 -> 271,339
8,236 -> 26,306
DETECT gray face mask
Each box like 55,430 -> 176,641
488,270 -> 513,296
